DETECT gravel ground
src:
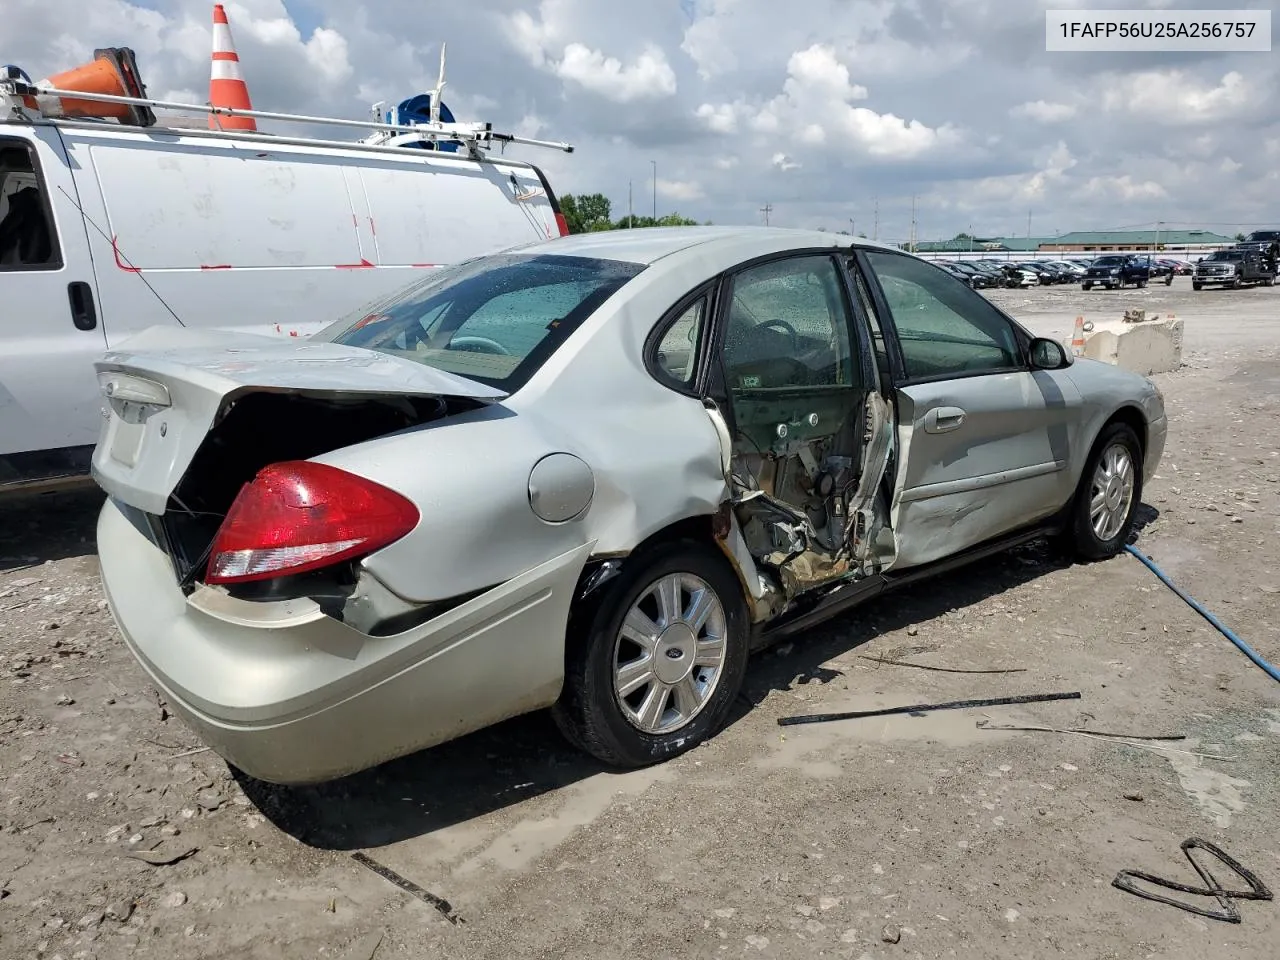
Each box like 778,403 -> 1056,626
2,277 -> 1279,960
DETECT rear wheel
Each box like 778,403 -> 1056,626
553,543 -> 750,768
1062,422 -> 1143,562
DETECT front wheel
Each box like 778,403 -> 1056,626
1192,282 -> 1203,291
1165,275 -> 1173,286
1137,278 -> 1147,288
552,542 -> 750,768
1062,422 -> 1143,562
1082,282 -> 1092,290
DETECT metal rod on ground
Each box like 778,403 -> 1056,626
777,691 -> 1081,727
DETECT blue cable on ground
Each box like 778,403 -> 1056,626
1124,543 -> 1280,684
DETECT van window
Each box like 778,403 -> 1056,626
323,253 -> 645,391
0,141 -> 60,270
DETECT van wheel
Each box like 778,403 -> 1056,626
1061,422 -> 1143,562
553,543 -> 749,768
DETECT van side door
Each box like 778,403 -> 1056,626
0,127 -> 106,474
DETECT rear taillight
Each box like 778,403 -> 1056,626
205,461 -> 419,585
554,212 -> 570,237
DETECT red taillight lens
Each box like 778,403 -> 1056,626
205,461 -> 419,585
554,212 -> 570,237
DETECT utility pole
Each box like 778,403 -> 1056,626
628,180 -> 633,228
873,197 -> 879,241
910,195 -> 917,253
760,202 -> 772,226
650,159 -> 657,221
1027,209 -> 1032,240
969,223 -> 973,253
849,217 -> 855,236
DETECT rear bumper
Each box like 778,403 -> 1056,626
98,499 -> 592,784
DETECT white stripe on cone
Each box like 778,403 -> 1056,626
212,23 -> 235,52
210,59 -> 245,81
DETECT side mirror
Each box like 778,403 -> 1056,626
1030,337 -> 1072,370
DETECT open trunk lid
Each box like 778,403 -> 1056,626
92,328 -> 505,516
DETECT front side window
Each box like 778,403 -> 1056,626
0,141 -> 61,270
323,254 -> 644,391
864,250 -> 1020,381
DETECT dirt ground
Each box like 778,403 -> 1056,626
2,277 -> 1279,960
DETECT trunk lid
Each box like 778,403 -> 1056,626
92,328 -> 505,515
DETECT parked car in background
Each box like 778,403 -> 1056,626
1142,257 -> 1175,286
937,261 -> 976,287
1045,260 -> 1086,281
91,226 -> 1166,784
1193,249 -> 1277,289
1083,255 -> 1150,290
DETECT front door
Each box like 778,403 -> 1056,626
857,249 -> 1083,569
0,128 -> 106,472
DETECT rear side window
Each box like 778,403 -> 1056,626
325,253 -> 644,391
0,140 -> 61,271
652,296 -> 706,387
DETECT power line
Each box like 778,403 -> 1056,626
760,202 -> 772,226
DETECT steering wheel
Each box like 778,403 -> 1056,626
758,318 -> 798,348
448,335 -> 511,356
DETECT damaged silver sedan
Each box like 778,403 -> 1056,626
92,227 -> 1166,784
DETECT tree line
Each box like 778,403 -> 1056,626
558,193 -> 706,233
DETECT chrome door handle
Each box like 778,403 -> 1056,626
924,406 -> 966,434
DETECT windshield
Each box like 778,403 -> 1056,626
1206,252 -> 1243,261
1093,256 -> 1125,266
1247,231 -> 1280,242
317,254 -> 645,391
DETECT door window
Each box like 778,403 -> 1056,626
723,255 -> 856,391
864,251 -> 1020,381
720,255 -> 860,455
0,141 -> 61,270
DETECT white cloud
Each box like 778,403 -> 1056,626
1010,100 -> 1076,123
1103,70 -> 1248,123
772,152 -> 801,171
699,43 -> 958,160
695,102 -> 739,134
503,2 -> 676,102
658,178 -> 705,201
1220,157 -> 1242,174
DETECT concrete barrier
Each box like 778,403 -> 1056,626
1075,311 -> 1183,376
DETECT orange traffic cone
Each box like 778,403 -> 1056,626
23,48 -> 155,127
1070,315 -> 1086,356
209,4 -> 256,131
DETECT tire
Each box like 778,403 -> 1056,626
1082,282 -> 1092,291
1165,275 -> 1173,286
552,541 -> 750,768
1192,282 -> 1202,291
1137,278 -> 1147,288
1062,422 -> 1143,562
1232,275 -> 1242,289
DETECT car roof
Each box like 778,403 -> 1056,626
508,225 -> 901,266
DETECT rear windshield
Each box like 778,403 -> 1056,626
317,254 -> 645,391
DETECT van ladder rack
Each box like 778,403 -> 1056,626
0,79 -> 574,158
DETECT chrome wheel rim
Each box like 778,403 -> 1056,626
1090,443 -> 1135,541
612,573 -> 727,735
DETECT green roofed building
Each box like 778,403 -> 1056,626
1038,229 -> 1234,252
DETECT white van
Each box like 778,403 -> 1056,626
0,79 -> 570,492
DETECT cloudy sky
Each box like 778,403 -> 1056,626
6,0 -> 1277,243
